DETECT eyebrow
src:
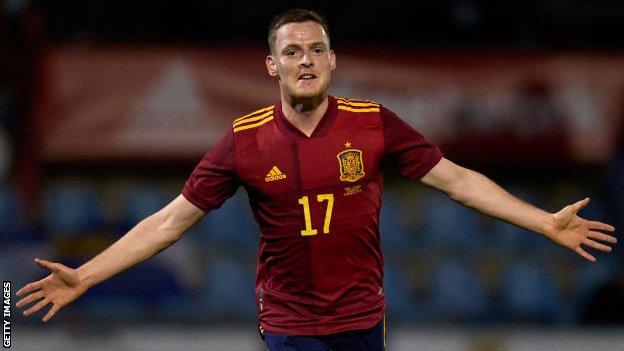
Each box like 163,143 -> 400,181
281,42 -> 327,51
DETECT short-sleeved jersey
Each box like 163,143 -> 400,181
182,96 -> 442,335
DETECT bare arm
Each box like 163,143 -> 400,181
16,194 -> 206,321
420,158 -> 617,261
421,158 -> 550,234
77,194 -> 205,287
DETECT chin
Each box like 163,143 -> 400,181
282,80 -> 329,102
288,87 -> 322,100
296,85 -> 329,99
297,90 -> 322,99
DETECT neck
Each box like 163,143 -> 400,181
281,93 -> 329,137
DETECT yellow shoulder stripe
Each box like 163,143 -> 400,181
233,110 -> 273,128
336,97 -> 380,107
233,115 -> 274,133
233,105 -> 274,124
337,105 -> 380,113
337,97 -> 379,104
337,100 -> 379,107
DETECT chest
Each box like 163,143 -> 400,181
236,117 -> 384,199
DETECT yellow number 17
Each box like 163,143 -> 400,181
298,193 -> 334,236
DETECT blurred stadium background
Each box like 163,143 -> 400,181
1,1 -> 623,350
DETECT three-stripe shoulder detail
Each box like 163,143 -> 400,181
336,97 -> 381,113
232,105 -> 275,133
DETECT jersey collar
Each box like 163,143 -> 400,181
274,95 -> 338,141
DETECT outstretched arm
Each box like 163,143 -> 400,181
420,158 -> 617,261
16,194 -> 206,321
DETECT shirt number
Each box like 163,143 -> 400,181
298,193 -> 334,236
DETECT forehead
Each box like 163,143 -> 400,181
274,21 -> 329,49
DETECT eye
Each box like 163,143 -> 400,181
314,48 -> 324,54
284,49 -> 299,57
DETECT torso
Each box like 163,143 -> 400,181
234,96 -> 387,334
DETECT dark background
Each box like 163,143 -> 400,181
1,2 -> 623,349
32,1 -> 624,47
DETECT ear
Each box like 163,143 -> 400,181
266,55 -> 278,77
329,50 -> 336,71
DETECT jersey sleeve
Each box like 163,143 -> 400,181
182,129 -> 239,211
381,106 -> 443,181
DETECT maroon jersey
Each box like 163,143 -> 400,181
182,96 -> 442,335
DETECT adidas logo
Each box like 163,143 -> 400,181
265,166 -> 287,182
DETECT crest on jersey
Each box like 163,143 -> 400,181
337,149 -> 365,182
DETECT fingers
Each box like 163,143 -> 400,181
588,221 -> 616,232
575,247 -> 596,262
16,281 -> 42,297
16,291 -> 44,308
42,303 -> 62,322
571,197 -> 590,213
23,298 -> 50,317
582,238 -> 612,253
588,230 -> 618,244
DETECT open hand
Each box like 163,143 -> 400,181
16,259 -> 89,322
546,198 -> 617,262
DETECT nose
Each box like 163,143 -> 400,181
299,52 -> 313,68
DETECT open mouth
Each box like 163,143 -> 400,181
298,74 -> 317,81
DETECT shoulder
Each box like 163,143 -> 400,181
231,104 -> 276,134
334,96 -> 381,114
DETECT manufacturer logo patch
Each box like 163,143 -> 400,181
265,166 -> 287,182
337,149 -> 365,182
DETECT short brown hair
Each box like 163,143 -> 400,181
267,9 -> 330,53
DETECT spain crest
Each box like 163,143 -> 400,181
337,149 -> 365,182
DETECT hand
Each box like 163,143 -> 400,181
16,259 -> 89,322
545,198 -> 617,262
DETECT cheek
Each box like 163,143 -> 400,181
278,65 -> 296,78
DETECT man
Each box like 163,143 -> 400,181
16,9 -> 617,351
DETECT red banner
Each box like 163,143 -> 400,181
35,45 -> 624,163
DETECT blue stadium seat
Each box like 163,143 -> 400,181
200,256 -> 256,321
80,295 -> 146,323
384,263 -> 421,322
501,261 -> 559,322
195,190 -> 258,251
157,295 -> 209,322
420,192 -> 483,249
91,261 -> 183,299
82,260 -> 183,322
380,190 -> 411,255
429,260 -> 488,322
43,183 -> 104,235
573,259 -> 617,307
491,221 -> 542,250
490,186 -> 543,249
120,183 -> 171,231
1,187 -> 43,242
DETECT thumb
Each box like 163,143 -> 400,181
35,259 -> 80,285
571,197 -> 590,213
35,258 -> 62,273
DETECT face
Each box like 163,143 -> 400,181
266,21 -> 336,101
